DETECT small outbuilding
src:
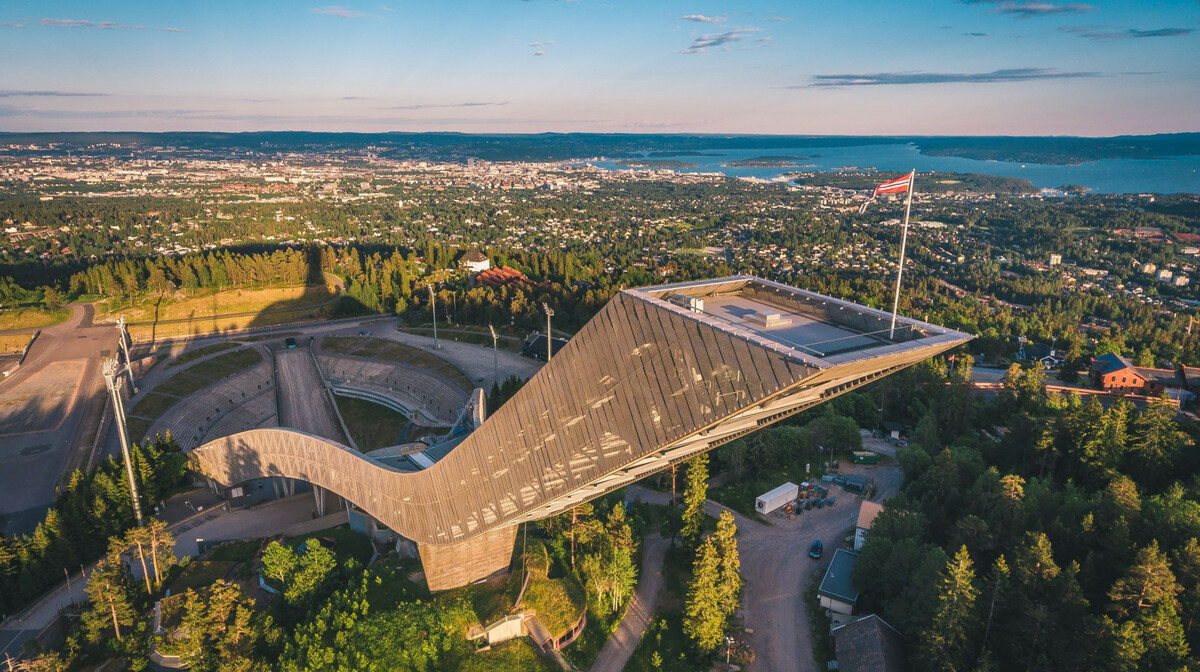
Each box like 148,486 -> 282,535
817,548 -> 860,615
854,501 -> 883,551
459,249 -> 490,274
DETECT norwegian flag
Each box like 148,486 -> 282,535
859,171 -> 915,214
872,171 -> 914,197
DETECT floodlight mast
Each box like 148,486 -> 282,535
542,303 -> 554,362
488,324 -> 498,383
102,357 -> 143,526
428,284 -> 439,349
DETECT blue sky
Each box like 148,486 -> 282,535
0,0 -> 1197,134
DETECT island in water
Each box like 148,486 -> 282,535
615,159 -> 699,169
723,155 -> 812,168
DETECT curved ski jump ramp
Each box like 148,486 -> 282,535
190,276 -> 972,589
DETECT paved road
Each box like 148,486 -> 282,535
589,533 -> 670,672
0,305 -> 115,536
627,459 -> 904,672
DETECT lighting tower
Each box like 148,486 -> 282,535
542,303 -> 554,362
116,316 -> 137,393
488,324 -> 499,383
428,284 -> 439,350
102,356 -> 143,526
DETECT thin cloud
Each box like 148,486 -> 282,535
382,102 -> 508,110
533,50 -> 545,56
310,6 -> 380,19
965,31 -> 988,36
1060,25 -> 1194,40
0,90 -> 108,98
379,5 -> 395,11
680,14 -> 728,23
38,18 -> 182,31
528,40 -> 555,46
768,16 -> 793,22
994,2 -> 1093,18
804,67 -> 1101,87
1,22 -> 25,28
679,27 -> 762,54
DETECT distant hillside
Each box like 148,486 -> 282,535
1,131 -> 1197,165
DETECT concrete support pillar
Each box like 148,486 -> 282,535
313,485 -> 326,517
418,525 -> 518,592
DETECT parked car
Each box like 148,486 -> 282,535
808,540 -> 823,559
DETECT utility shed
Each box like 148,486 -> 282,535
831,614 -> 907,672
818,549 -> 859,615
854,501 -> 884,551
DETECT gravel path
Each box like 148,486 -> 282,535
589,533 -> 671,672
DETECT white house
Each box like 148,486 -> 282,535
460,249 -> 490,273
854,501 -> 884,551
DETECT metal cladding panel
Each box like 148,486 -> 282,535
190,277 -> 971,549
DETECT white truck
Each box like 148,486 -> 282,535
756,482 -> 799,515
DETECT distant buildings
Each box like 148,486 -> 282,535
1089,352 -> 1196,400
459,249 -> 490,274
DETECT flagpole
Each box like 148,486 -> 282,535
889,170 -> 914,340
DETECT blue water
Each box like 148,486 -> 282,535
591,142 -> 1200,195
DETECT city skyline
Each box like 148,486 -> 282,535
0,1 -> 1197,137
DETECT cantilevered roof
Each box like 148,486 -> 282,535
191,276 -> 972,551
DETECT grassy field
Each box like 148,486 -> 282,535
208,539 -> 265,563
0,333 -> 32,354
286,526 -> 374,564
333,395 -> 409,451
126,417 -> 152,443
100,284 -> 334,323
321,336 -> 474,391
170,560 -> 236,593
153,372 -> 214,398
461,640 -> 557,672
126,305 -> 334,342
0,307 -> 69,332
188,348 -> 263,377
167,342 -> 237,368
129,393 -> 178,419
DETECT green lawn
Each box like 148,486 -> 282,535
154,372 -> 214,398
286,526 -> 374,564
334,395 -> 410,450
522,574 -> 586,638
206,347 -> 263,370
129,393 -> 177,420
126,417 -> 153,443
168,342 -> 237,368
208,539 -> 265,563
170,560 -> 236,593
320,335 -> 365,354
460,639 -> 557,672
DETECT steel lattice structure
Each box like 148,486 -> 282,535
190,276 -> 972,589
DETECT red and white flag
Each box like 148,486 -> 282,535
859,171 -> 915,214
871,171 -> 914,197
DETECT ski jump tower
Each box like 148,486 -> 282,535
190,276 -> 971,590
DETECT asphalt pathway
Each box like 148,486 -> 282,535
589,533 -> 670,672
0,305 -> 114,536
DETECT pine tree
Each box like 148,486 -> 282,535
920,545 -> 980,672
684,538 -> 725,653
713,511 -> 742,618
1108,541 -> 1189,668
82,551 -> 136,643
680,453 -> 709,550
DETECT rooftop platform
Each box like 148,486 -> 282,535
631,276 -> 962,366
